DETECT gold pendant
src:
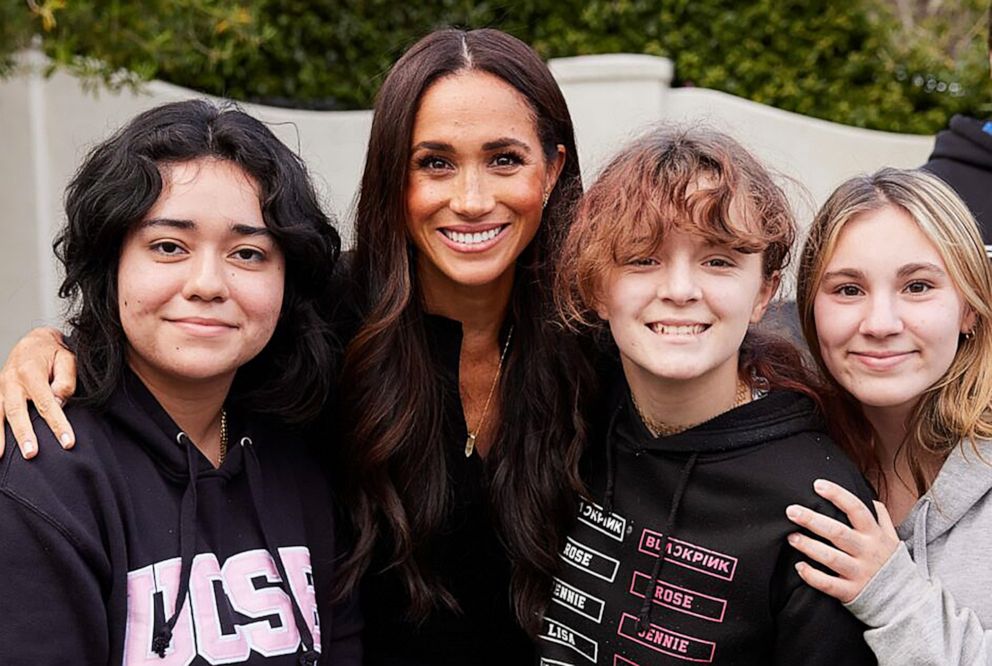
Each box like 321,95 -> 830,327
464,433 -> 476,458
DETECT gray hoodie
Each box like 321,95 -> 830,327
846,439 -> 992,665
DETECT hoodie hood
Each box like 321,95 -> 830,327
928,115 -> 992,172
898,439 -> 992,577
612,381 -> 824,456
105,369 -> 245,481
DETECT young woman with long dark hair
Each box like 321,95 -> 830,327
333,27 -> 594,663
0,29 -> 595,665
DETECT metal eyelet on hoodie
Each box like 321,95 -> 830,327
240,436 -> 252,447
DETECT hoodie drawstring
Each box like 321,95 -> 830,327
637,452 -> 699,634
601,403 -> 625,516
242,436 -> 321,665
150,432 -> 319,664
912,497 -> 932,580
152,433 -> 199,658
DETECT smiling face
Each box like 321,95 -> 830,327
117,158 -> 285,391
813,204 -> 974,414
597,228 -> 776,395
405,70 -> 564,298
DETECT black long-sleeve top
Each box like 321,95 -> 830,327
359,314 -> 534,665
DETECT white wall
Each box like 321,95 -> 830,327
0,51 -> 935,356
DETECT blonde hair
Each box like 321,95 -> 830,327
797,167 -> 992,492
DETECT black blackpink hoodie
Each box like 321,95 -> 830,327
538,375 -> 877,665
923,114 -> 992,252
0,369 -> 362,664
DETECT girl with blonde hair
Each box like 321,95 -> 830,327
788,167 -> 992,663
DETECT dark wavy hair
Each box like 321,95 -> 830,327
557,125 -> 823,404
337,28 -> 593,633
55,99 -> 340,423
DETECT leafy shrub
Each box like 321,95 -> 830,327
3,0 -> 988,133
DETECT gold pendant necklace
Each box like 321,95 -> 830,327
465,325 -> 514,458
218,408 -> 228,466
632,378 -> 751,438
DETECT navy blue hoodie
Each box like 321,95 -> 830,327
538,374 -> 877,665
0,369 -> 361,664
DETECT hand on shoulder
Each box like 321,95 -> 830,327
784,478 -> 900,603
0,327 -> 76,459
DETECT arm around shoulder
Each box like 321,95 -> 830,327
0,326 -> 77,459
773,460 -> 878,665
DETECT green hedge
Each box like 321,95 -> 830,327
5,0 -> 989,134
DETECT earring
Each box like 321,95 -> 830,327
542,191 -> 550,209
964,329 -> 975,340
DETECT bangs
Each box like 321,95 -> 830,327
605,169 -> 772,266
556,126 -> 796,329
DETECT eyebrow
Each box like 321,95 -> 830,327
410,137 -> 532,153
820,268 -> 866,282
140,218 -> 195,231
140,218 -> 270,236
897,262 -> 945,278
821,263 -> 946,283
482,137 -> 532,152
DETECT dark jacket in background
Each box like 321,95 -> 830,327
923,114 -> 992,254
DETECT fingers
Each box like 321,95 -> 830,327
793,561 -> 857,604
25,352 -> 74,449
32,391 -> 74,450
1,384 -> 38,459
18,355 -> 72,447
873,500 -> 898,537
0,327 -> 76,459
50,346 -> 77,406
812,478 -> 877,532
786,503 -> 857,553
787,531 -> 858,579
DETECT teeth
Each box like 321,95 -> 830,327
441,226 -> 503,245
651,323 -> 707,336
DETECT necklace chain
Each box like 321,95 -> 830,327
464,325 -> 514,458
632,379 -> 750,438
218,408 -> 228,466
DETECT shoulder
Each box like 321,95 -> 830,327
1,402 -> 119,484
749,397 -> 875,507
0,403 -> 122,543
